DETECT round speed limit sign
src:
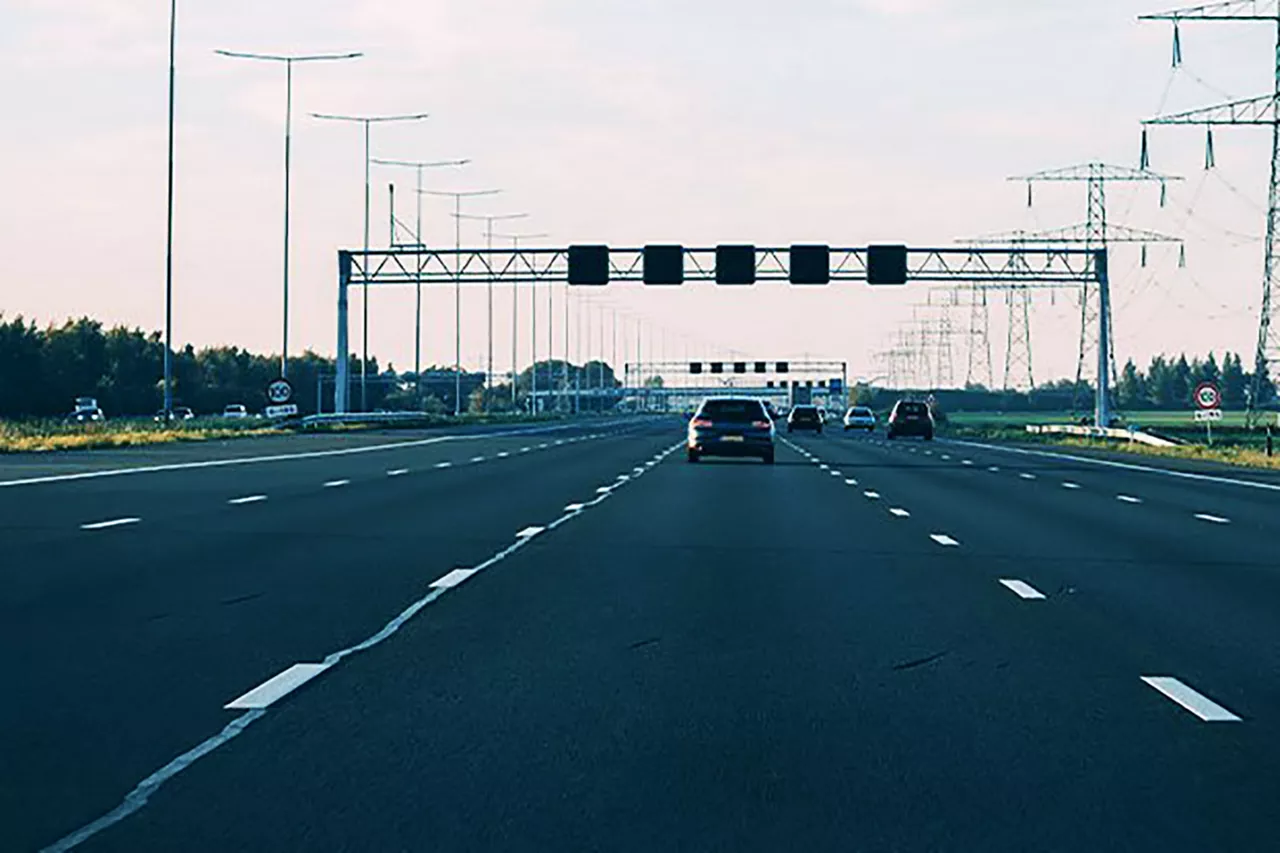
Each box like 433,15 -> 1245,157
266,378 -> 293,405
1193,381 -> 1221,411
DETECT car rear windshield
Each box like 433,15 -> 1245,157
699,399 -> 766,422
897,402 -> 928,414
791,406 -> 818,417
850,407 -> 872,416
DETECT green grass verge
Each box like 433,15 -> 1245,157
0,419 -> 278,453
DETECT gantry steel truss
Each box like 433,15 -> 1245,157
335,245 -> 1106,419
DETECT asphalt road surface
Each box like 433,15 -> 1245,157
8,417 -> 1280,852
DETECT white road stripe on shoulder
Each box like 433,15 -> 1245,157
228,495 -> 268,505
999,579 -> 1046,600
1195,513 -> 1230,524
1141,676 -> 1241,722
81,517 -> 141,530
430,568 -> 477,589
930,533 -> 960,547
225,663 -> 330,710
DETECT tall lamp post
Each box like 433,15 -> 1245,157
420,188 -> 501,414
311,110 -> 430,411
452,212 -> 528,409
370,157 -> 470,401
162,0 -> 178,417
495,231 -> 549,412
214,49 -> 362,381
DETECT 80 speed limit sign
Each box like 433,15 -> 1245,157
1193,381 -> 1221,411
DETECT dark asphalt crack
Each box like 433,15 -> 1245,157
892,650 -> 950,671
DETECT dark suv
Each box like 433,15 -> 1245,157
786,405 -> 823,433
887,400 -> 934,440
687,397 -> 776,464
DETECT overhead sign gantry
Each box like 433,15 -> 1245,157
336,243 -> 1107,420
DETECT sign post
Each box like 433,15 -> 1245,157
265,377 -> 299,419
1193,381 -> 1221,446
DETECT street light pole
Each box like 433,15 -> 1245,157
162,0 -> 177,417
453,212 -> 528,410
215,50 -> 361,381
494,231 -> 548,413
311,111 -> 429,410
421,189 -> 501,414
370,157 -> 469,402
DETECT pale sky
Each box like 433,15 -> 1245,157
0,0 -> 1274,385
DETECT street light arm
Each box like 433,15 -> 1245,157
215,49 -> 364,62
371,158 -> 470,168
418,188 -> 502,197
311,112 -> 430,123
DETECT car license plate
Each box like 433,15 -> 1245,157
723,435 -> 744,442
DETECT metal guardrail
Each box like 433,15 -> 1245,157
1025,423 -> 1180,448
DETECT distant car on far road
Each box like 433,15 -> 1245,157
886,400 -> 934,440
154,407 -> 195,423
686,397 -> 775,464
786,404 -> 823,433
222,404 -> 249,419
843,406 -> 876,431
65,406 -> 105,425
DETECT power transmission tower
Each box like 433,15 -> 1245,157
1006,283 -> 1035,392
1006,164 -> 1183,413
1140,2 -> 1280,420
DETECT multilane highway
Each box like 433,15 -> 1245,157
6,416 -> 1280,851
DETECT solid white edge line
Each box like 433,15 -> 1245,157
1195,513 -> 1230,524
999,579 -> 1046,600
1141,676 -> 1242,722
80,517 -> 141,530
564,503 -> 586,512
224,663 -> 330,710
228,495 -> 268,505
930,533 -> 960,546
0,421 -> 614,490
430,568 -> 478,589
944,437 -> 1280,494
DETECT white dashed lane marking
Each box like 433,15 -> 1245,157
1020,473 -> 1036,480
930,534 -> 960,547
435,462 -> 452,469
845,478 -> 858,485
323,480 -> 350,488
999,579 -> 1046,600
470,456 -> 486,463
225,663 -> 330,710
864,491 -> 881,500
564,503 -> 585,512
1195,513 -> 1230,524
889,508 -> 910,518
1141,677 -> 1242,722
988,466 -> 1000,472
81,517 -> 141,531
1117,495 -> 1143,504
430,568 -> 477,589
497,452 -> 510,458
1062,482 -> 1082,490
516,526 -> 546,538
228,495 -> 268,505
386,469 -> 408,477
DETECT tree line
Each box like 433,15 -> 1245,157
0,315 -> 624,418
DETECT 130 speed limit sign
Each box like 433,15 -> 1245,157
1193,381 -> 1221,411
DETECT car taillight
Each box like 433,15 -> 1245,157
751,420 -> 771,429
691,418 -> 713,428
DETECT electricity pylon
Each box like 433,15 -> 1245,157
1140,1 -> 1280,421
1006,163 -> 1183,412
